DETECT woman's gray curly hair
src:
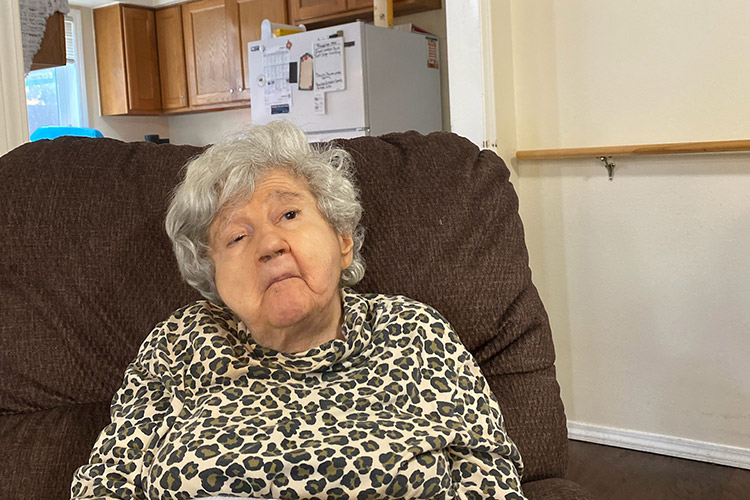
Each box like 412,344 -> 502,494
165,120 -> 365,304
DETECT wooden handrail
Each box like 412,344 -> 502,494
516,139 -> 750,160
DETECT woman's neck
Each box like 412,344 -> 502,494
247,298 -> 345,354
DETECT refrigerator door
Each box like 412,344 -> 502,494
248,22 -> 368,135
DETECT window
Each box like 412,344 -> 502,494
25,9 -> 88,136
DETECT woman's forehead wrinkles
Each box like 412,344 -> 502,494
266,190 -> 304,203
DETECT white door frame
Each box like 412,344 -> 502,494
0,0 -> 30,155
445,0 -> 496,151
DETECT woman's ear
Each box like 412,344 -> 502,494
339,234 -> 354,269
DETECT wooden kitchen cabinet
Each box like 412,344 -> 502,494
183,0 -> 287,108
94,5 -> 161,115
94,0 -> 288,114
289,0 -> 441,27
289,0 -> 346,22
231,0 -> 288,102
346,0 -> 374,10
182,0 -> 238,107
156,6 -> 189,111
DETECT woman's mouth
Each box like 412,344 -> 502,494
267,274 -> 299,289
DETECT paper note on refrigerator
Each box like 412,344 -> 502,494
313,91 -> 326,114
299,53 -> 314,90
263,46 -> 292,109
313,37 -> 345,92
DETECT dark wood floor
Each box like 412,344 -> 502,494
565,440 -> 750,499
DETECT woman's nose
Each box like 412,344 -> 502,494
257,227 -> 290,263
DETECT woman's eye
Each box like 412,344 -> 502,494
229,234 -> 245,245
283,210 -> 298,221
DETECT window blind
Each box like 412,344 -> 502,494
65,16 -> 75,63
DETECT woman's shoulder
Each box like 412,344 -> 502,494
142,300 -> 238,353
349,289 -> 469,361
347,288 -> 453,330
355,289 -> 445,313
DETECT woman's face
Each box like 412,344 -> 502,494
209,170 -> 353,338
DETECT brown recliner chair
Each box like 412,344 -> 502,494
0,131 -> 594,500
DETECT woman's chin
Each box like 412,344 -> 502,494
264,292 -> 314,328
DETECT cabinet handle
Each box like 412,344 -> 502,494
229,88 -> 234,94
238,86 -> 243,92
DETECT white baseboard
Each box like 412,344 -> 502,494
567,421 -> 750,470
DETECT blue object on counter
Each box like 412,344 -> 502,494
30,126 -> 104,141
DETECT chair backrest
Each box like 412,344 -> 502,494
0,137 -> 203,417
0,131 -> 566,485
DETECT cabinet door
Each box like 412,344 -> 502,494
183,0 -> 236,106
122,6 -> 162,112
347,0 -> 373,9
231,0 -> 287,101
156,6 -> 188,110
290,0 -> 347,23
290,0 -> 441,27
95,5 -> 127,115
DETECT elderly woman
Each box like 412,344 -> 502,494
71,121 -> 526,500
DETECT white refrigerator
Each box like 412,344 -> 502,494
247,21 -> 442,142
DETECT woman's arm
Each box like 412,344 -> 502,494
71,324 -> 182,500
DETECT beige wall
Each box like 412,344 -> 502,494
169,107 -> 252,146
503,0 -> 750,449
487,0 -> 517,172
77,6 -> 170,142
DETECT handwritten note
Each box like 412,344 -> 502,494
313,37 -> 345,92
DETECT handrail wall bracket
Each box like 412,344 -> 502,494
599,156 -> 616,181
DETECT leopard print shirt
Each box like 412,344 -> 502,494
72,289 -> 526,500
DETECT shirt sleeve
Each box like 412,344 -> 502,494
442,325 -> 527,500
71,322 -> 183,500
